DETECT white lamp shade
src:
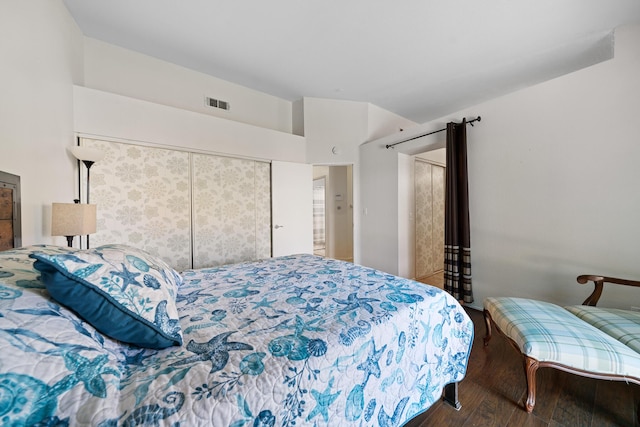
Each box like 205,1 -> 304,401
51,203 -> 97,236
70,146 -> 105,163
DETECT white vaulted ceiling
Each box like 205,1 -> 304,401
62,0 -> 640,123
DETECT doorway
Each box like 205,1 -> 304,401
312,165 -> 353,262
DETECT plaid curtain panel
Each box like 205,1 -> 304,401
444,120 -> 473,303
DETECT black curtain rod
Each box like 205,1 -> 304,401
385,116 -> 481,149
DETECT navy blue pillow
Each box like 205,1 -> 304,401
31,244 -> 183,349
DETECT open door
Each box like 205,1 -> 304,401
271,161 -> 313,257
312,165 -> 353,262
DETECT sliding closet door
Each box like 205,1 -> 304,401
415,161 -> 434,279
431,164 -> 445,273
415,160 -> 445,279
191,154 -> 271,269
81,138 -> 192,271
81,138 -> 272,270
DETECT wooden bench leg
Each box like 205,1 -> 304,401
524,356 -> 539,413
442,382 -> 461,410
483,309 -> 493,346
485,310 -> 537,412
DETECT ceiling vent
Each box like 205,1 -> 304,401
205,97 -> 230,111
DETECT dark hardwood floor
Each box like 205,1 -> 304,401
405,307 -> 640,427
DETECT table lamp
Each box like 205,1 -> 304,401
51,202 -> 97,247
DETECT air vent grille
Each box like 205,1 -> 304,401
205,97 -> 230,111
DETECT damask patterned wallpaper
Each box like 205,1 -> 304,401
415,160 -> 445,279
81,138 -> 271,271
192,154 -> 271,269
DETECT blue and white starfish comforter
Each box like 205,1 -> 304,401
0,246 -> 473,426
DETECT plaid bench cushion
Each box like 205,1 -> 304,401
565,305 -> 640,354
484,297 -> 640,378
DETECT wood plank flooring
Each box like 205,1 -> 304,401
405,307 -> 640,427
417,271 -> 445,289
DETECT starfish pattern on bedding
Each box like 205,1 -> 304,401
415,371 -> 440,406
357,340 -> 387,385
438,300 -> 455,325
252,297 -> 276,309
171,331 -> 253,373
278,270 -> 308,281
307,381 -> 341,422
303,302 -> 321,314
111,264 -> 141,292
49,352 -> 120,399
288,285 -> 313,298
333,293 -> 379,314
383,281 -> 413,293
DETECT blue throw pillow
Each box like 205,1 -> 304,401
31,244 -> 183,349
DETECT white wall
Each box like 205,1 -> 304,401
292,99 -> 304,137
0,1 -> 305,247
463,23 -> 640,310
0,0 -> 84,247
74,86 -> 305,163
364,23 -> 640,311
83,38 -> 293,134
370,104 -> 420,273
360,122 -> 444,275
359,141 -> 400,274
367,104 -> 417,142
303,98 -> 417,265
397,153 -> 414,278
304,98 -> 366,266
304,98 -> 369,164
416,148 -> 446,165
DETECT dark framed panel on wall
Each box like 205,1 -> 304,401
0,171 -> 22,251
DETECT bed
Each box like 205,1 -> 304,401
0,244 -> 473,426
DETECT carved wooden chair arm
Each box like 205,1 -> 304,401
577,274 -> 640,306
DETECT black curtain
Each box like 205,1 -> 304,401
444,119 -> 473,303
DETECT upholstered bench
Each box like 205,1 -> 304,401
483,275 -> 640,414
565,305 -> 640,353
